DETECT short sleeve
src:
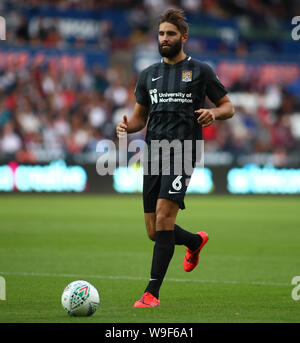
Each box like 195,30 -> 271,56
134,70 -> 150,107
205,64 -> 227,104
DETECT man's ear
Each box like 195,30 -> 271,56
182,33 -> 188,44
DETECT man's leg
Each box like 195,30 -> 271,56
144,198 -> 178,299
134,199 -> 178,307
144,213 -> 202,251
174,224 -> 202,251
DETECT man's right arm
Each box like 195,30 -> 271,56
116,103 -> 149,138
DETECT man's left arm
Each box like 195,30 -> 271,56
195,95 -> 235,127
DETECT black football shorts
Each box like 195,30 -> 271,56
143,161 -> 194,213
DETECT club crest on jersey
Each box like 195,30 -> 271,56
182,71 -> 192,82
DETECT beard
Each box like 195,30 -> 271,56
158,37 -> 182,58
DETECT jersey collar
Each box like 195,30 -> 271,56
161,55 -> 191,66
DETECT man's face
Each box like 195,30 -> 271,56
158,22 -> 187,58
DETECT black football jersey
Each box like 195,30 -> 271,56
134,55 -> 227,144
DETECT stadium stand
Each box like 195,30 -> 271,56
0,0 -> 299,167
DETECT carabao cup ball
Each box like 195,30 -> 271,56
61,280 -> 100,316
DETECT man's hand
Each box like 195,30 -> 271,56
116,115 -> 128,138
195,96 -> 235,126
195,109 -> 216,127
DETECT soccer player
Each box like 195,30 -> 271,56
116,9 -> 234,307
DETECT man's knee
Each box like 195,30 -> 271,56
155,211 -> 175,231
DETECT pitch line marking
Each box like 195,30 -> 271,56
0,271 -> 289,287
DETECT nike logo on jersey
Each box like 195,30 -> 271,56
168,190 -> 180,194
152,76 -> 162,81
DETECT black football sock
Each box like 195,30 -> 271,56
174,224 -> 202,251
144,230 -> 175,299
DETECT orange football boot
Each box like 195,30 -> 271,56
183,231 -> 209,272
133,292 -> 160,308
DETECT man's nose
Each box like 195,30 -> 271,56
162,36 -> 169,43
161,33 -> 169,40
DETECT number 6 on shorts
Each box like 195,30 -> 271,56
172,175 -> 183,191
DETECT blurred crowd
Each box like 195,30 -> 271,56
0,0 -> 300,166
0,63 -> 137,163
0,61 -> 299,166
4,0 -> 299,51
5,0 -> 298,18
203,84 -> 300,166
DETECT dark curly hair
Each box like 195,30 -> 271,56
158,8 -> 189,35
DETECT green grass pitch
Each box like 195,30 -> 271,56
0,194 -> 299,323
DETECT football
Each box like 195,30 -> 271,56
61,280 -> 100,317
